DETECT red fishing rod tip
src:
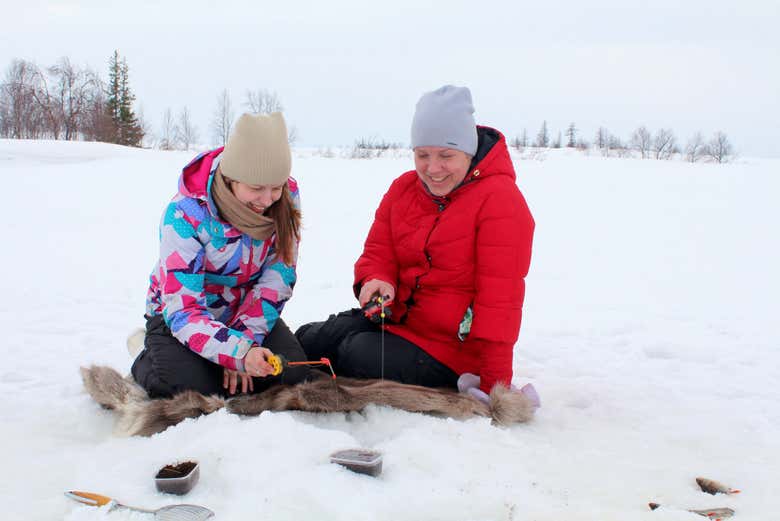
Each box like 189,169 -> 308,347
319,357 -> 337,379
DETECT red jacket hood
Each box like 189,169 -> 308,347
466,126 -> 516,183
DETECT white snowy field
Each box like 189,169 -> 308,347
1,139 -> 778,521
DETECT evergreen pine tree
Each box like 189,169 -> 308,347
104,50 -> 143,147
118,57 -> 143,146
566,123 -> 577,147
105,50 -> 122,143
535,121 -> 549,148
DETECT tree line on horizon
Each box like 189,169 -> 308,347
512,121 -> 734,163
1,54 -> 734,163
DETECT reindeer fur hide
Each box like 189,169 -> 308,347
80,365 -> 534,437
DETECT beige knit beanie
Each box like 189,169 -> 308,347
220,112 -> 291,186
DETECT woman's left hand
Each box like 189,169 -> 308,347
223,368 -> 254,395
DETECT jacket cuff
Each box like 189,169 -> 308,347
232,336 -> 255,373
479,373 -> 511,394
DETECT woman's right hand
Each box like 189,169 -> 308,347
223,368 -> 253,395
358,278 -> 396,307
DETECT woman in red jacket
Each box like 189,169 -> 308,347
296,85 -> 536,402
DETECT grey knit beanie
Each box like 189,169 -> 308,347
220,112 -> 291,186
411,85 -> 478,156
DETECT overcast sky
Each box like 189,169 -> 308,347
3,0 -> 779,157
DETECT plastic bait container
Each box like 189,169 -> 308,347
155,460 -> 200,495
329,449 -> 383,477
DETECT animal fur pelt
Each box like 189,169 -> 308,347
80,365 -> 535,437
80,366 -> 225,437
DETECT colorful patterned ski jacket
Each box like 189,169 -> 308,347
354,127 -> 534,393
146,148 -> 299,372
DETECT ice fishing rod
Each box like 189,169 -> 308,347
361,294 -> 392,380
266,353 -> 336,379
266,296 -> 391,381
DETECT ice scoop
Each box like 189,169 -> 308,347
65,490 -> 214,521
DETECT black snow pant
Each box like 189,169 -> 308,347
132,315 -> 310,399
294,309 -> 458,388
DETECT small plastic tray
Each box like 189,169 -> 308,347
329,449 -> 382,477
155,460 -> 200,495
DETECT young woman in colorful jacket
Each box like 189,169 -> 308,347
296,86 -> 538,404
132,112 -> 309,398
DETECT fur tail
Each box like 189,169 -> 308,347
489,385 -> 536,426
80,365 -> 146,410
79,365 -> 225,437
118,390 -> 225,437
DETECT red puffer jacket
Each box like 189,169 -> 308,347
354,127 -> 534,393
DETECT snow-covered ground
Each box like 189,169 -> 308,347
1,139 -> 778,520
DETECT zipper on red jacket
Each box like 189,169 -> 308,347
432,194 -> 448,212
405,191 -> 449,308
412,212 -> 441,294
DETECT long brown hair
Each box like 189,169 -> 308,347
267,183 -> 301,265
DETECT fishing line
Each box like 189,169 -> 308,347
380,300 -> 385,380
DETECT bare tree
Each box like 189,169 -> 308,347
0,93 -> 8,137
28,67 -> 62,139
244,89 -> 283,114
576,138 -> 590,151
80,80 -> 113,142
1,57 -> 104,142
136,104 -> 154,148
630,126 -> 652,158
552,131 -> 562,149
351,136 -> 402,159
212,89 -> 234,146
652,128 -> 677,160
176,106 -> 198,151
706,131 -> 733,163
287,123 -> 298,146
685,132 -> 706,163
594,127 -> 609,149
48,58 -> 98,140
608,134 -> 630,157
535,120 -> 549,147
159,107 -> 178,150
0,59 -> 45,138
510,129 -> 529,152
243,89 -> 299,144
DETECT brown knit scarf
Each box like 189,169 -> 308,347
211,167 -> 276,241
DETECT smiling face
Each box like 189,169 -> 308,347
229,180 -> 284,214
413,146 -> 472,197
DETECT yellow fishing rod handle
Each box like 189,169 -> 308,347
65,490 -> 114,507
